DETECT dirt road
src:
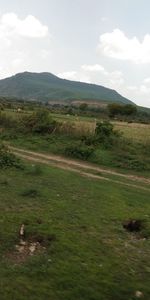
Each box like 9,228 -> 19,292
9,146 -> 150,191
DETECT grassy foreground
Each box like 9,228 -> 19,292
0,161 -> 150,300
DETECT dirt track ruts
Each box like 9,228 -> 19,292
9,145 -> 150,191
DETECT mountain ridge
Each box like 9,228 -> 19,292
0,71 -> 134,105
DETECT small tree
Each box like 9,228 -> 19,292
95,121 -> 120,147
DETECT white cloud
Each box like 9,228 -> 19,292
125,82 -> 150,107
0,13 -> 51,78
1,13 -> 48,38
98,29 -> 150,64
108,71 -> 124,88
127,86 -> 138,92
11,58 -> 23,68
58,65 -> 150,107
140,85 -> 150,94
143,77 -> 150,84
58,64 -> 148,107
81,65 -> 124,89
58,64 -> 124,90
131,78 -> 150,95
101,17 -> 108,22
58,71 -> 91,83
58,71 -> 77,80
81,64 -> 106,73
40,49 -> 51,59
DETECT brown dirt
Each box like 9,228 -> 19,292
5,239 -> 45,264
9,146 -> 150,191
5,233 -> 56,264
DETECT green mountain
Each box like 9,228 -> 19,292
0,72 -> 134,105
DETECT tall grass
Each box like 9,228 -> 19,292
57,120 -> 96,137
113,122 -> 150,144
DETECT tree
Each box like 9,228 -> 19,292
79,103 -> 88,111
21,109 -> 57,134
108,103 -> 137,117
123,104 -> 137,115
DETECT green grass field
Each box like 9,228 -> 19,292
0,161 -> 150,300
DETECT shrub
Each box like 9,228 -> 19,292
95,121 -> 120,148
0,144 -> 21,168
96,121 -> 114,137
20,109 -> 58,134
81,135 -> 97,146
21,188 -> 40,197
65,143 -> 94,160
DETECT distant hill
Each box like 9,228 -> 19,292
0,71 -> 134,105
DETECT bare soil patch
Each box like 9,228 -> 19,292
5,224 -> 56,264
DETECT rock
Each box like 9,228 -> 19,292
29,243 -> 37,254
19,239 -> 27,246
135,291 -> 143,298
19,224 -> 25,237
15,245 -> 25,253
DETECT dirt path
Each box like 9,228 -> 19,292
9,146 -> 150,191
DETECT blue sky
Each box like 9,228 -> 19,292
0,0 -> 150,107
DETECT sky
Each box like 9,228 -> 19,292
0,0 -> 150,107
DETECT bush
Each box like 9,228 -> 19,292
81,135 -> 98,146
95,121 -> 120,148
0,144 -> 21,168
21,188 -> 40,197
115,155 -> 148,171
20,109 -> 58,134
96,121 -> 114,137
65,143 -> 94,160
